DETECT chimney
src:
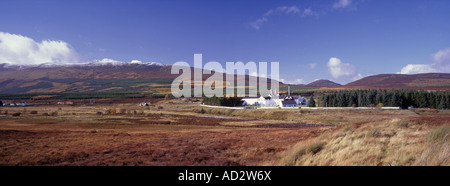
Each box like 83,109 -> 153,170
288,86 -> 291,96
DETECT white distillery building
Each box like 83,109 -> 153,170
242,88 -> 298,108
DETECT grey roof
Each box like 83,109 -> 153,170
282,100 -> 297,105
280,95 -> 301,99
242,97 -> 260,99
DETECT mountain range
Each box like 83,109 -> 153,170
0,63 -> 449,94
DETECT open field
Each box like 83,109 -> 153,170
0,99 -> 449,166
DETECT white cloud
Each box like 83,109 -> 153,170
249,17 -> 268,30
327,57 -> 361,81
433,48 -> 450,67
249,6 -> 312,30
398,47 -> 450,74
280,78 -> 305,85
0,32 -> 80,66
302,8 -> 314,17
294,79 -> 305,84
250,1 -> 363,30
309,63 -> 317,69
276,6 -> 301,15
398,64 -> 437,74
333,0 -> 352,9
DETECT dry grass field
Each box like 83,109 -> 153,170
273,113 -> 450,166
0,99 -> 448,166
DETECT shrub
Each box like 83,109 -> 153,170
105,107 -> 117,115
96,112 -> 103,115
12,112 -> 21,117
157,106 -> 164,110
308,96 -> 316,107
200,108 -> 205,114
42,113 -> 49,116
308,141 -> 326,154
377,103 -> 383,108
294,141 -> 326,159
119,108 -> 127,114
395,121 -> 409,128
368,129 -> 383,137
30,111 -> 38,114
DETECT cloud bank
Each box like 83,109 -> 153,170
398,48 -> 450,74
0,32 -> 163,67
327,57 -> 362,81
0,32 -> 80,66
90,58 -> 163,66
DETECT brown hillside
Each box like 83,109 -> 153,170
0,64 -> 175,80
344,73 -> 450,89
306,79 -> 341,87
0,64 -> 280,93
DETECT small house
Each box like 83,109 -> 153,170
139,102 -> 151,106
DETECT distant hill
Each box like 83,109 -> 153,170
0,63 -> 279,94
0,63 -> 174,80
0,63 -> 177,94
344,73 -> 450,89
306,79 -> 341,87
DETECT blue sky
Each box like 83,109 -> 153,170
0,0 -> 450,84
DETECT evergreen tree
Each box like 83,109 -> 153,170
308,96 -> 316,107
390,92 -> 400,107
438,97 -> 446,109
349,91 -> 357,107
435,93 -> 441,109
419,91 -> 429,108
200,108 -> 205,114
375,89 -> 382,105
337,92 -> 346,107
323,94 -> 329,107
428,93 -> 436,109
445,93 -> 450,109
365,91 -> 374,106
400,90 -> 413,109
319,94 -> 326,107
382,90 -> 390,106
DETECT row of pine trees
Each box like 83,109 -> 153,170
316,89 -> 450,109
202,96 -> 243,107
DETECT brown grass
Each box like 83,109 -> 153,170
273,115 -> 450,166
1,101 -> 448,166
0,104 -> 332,166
